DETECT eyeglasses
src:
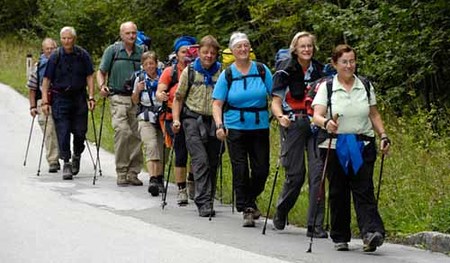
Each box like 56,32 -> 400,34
338,59 -> 356,66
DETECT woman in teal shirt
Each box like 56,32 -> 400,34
212,32 -> 272,227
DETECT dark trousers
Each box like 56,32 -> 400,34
227,128 -> 270,212
324,140 -> 385,243
276,117 -> 325,226
51,91 -> 88,162
183,117 -> 222,208
165,120 -> 188,167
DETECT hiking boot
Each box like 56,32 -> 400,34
177,188 -> 189,206
127,172 -> 143,186
307,225 -> 329,238
148,177 -> 160,197
117,174 -> 129,186
62,162 -> 73,180
243,208 -> 255,227
252,207 -> 261,220
363,232 -> 384,252
157,176 -> 165,193
186,180 -> 195,200
334,242 -> 349,251
273,210 -> 287,230
71,154 -> 81,176
48,162 -> 60,173
198,204 -> 215,217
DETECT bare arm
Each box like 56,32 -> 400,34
369,105 -> 390,154
96,70 -> 110,97
28,89 -> 38,117
313,104 -> 339,133
212,99 -> 227,140
271,96 -> 290,128
41,77 -> 51,116
156,82 -> 169,103
87,74 -> 96,111
171,93 -> 184,134
131,80 -> 145,105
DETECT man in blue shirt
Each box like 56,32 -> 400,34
42,26 -> 96,180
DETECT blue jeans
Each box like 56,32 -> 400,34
51,91 -> 88,161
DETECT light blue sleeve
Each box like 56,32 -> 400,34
212,69 -> 228,102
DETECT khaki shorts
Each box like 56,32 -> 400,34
138,121 -> 164,162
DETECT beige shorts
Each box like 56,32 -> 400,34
138,121 -> 164,162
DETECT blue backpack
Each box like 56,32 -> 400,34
274,48 -> 290,69
136,31 -> 151,50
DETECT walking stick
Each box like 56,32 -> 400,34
209,140 -> 224,221
262,127 -> 287,235
307,136 -> 333,253
376,153 -> 385,205
161,135 -> 175,210
219,150 -> 223,204
262,155 -> 282,234
36,115 -> 49,176
23,116 -> 36,166
90,109 -> 101,184
97,98 -> 106,175
231,188 -> 235,214
325,196 -> 330,231
85,139 -> 96,169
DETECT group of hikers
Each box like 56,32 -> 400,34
26,21 -> 391,253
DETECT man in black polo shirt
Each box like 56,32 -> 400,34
42,26 -> 95,180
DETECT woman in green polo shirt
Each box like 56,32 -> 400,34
312,44 -> 391,253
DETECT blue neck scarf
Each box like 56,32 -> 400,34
144,68 -> 161,96
336,134 -> 364,175
192,58 -> 221,87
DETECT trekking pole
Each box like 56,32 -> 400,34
376,153 -> 385,205
262,154 -> 282,234
209,140 -> 224,221
262,127 -> 287,235
307,135 -> 333,253
219,150 -> 223,204
325,196 -> 330,231
162,135 -> 175,210
36,115 -> 49,176
85,139 -> 96,170
91,109 -> 101,185
96,97 -> 107,177
23,116 -> 36,166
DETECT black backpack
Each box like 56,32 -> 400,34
222,62 -> 268,124
307,75 -> 371,117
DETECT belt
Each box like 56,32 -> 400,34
52,87 -> 84,94
110,89 -> 132,96
283,109 -> 308,121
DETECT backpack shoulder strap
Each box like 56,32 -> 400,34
255,61 -> 266,83
225,66 -> 233,91
167,63 -> 178,91
357,75 -> 371,102
108,43 -> 121,72
185,63 -> 195,101
326,77 -> 334,117
54,47 -> 62,66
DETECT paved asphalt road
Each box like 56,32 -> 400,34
0,83 -> 448,263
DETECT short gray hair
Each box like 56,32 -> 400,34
60,26 -> 77,38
